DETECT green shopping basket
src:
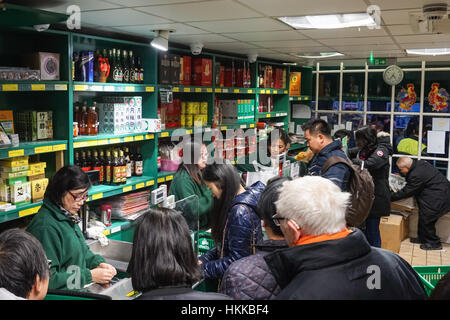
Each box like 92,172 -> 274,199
198,232 -> 214,254
412,265 -> 450,296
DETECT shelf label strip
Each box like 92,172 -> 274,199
35,146 -> 53,154
134,135 -> 144,141
2,84 -> 18,91
166,175 -> 173,181
92,193 -> 103,200
146,86 -> 154,92
8,149 -> 24,157
136,183 -> 145,189
123,186 -> 132,193
157,177 -> 165,183
53,144 -> 66,151
146,180 -> 155,187
31,84 -> 46,91
19,205 -> 41,217
161,132 -> 169,137
54,84 -> 68,91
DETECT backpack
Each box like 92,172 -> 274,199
322,156 -> 375,228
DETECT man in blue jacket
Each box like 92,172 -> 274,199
303,119 -> 351,191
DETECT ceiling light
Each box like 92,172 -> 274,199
406,48 -> 450,56
294,52 -> 344,59
151,30 -> 170,51
277,13 -> 376,29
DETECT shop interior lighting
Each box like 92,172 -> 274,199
294,52 -> 344,59
406,48 -> 450,56
151,30 -> 169,51
278,13 -> 376,29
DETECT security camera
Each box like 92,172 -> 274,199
247,53 -> 258,63
34,24 -> 50,32
190,43 -> 203,55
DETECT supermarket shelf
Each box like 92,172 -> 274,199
86,175 -> 155,202
0,81 -> 69,92
158,126 -> 212,138
0,201 -> 42,224
217,123 -> 256,131
256,112 -> 288,119
214,87 -> 256,94
157,170 -> 175,184
73,82 -> 156,93
160,85 -> 213,93
0,140 -> 67,160
73,133 -> 155,148
289,95 -> 311,101
258,88 -> 288,95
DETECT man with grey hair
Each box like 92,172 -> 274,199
392,156 -> 450,250
264,176 -> 426,300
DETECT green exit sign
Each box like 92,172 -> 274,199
367,58 -> 386,66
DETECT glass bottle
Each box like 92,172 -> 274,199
80,151 -> 91,172
87,102 -> 98,136
80,104 -> 88,135
104,150 -> 113,185
137,56 -> 144,84
122,50 -> 130,83
107,49 -> 115,83
99,150 -> 105,184
92,150 -> 102,183
74,151 -> 80,167
124,147 -> 132,178
73,102 -> 80,134
119,149 -> 126,184
112,150 -> 121,185
134,145 -> 143,177
129,51 -> 136,84
116,49 -> 123,82
129,145 -> 135,176
93,49 -> 101,82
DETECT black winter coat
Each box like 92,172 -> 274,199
135,286 -> 232,300
220,239 -> 288,300
391,159 -> 450,217
264,229 -> 427,300
352,132 -> 393,218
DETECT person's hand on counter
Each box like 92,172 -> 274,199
91,264 -> 117,284
98,262 -> 117,276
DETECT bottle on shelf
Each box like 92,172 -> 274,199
124,147 -> 132,178
99,150 -> 105,184
93,49 -> 101,82
107,49 -> 115,83
137,56 -> 144,84
80,151 -> 91,172
92,150 -> 103,183
134,145 -> 143,177
122,50 -> 130,83
80,103 -> 88,135
74,102 -> 80,133
74,151 -> 80,167
104,150 -> 112,185
119,149 -> 127,184
129,145 -> 135,176
87,102 -> 98,136
116,49 -> 123,83
129,50 -> 136,84
86,150 -> 92,168
112,150 -> 121,185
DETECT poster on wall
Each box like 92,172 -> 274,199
427,130 -> 446,154
428,83 -> 449,112
396,84 -> 417,111
432,118 -> 450,132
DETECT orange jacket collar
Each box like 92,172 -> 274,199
295,228 -> 352,246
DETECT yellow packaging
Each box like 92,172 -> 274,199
193,115 -> 203,127
185,115 -> 193,127
1,170 -> 27,179
28,162 -> 47,172
200,102 -> 208,114
27,168 -> 45,176
180,114 -> 186,127
193,102 -> 200,114
31,178 -> 48,202
181,102 -> 187,114
187,102 -> 195,114
28,173 -> 46,182
202,115 -> 208,125
0,156 -> 29,167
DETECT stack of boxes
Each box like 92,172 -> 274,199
160,100 -> 208,129
213,130 -> 257,161
98,96 -> 143,134
14,110 -> 53,141
219,99 -> 255,124
159,53 -> 212,87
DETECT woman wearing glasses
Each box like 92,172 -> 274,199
169,140 -> 213,230
27,165 -> 116,290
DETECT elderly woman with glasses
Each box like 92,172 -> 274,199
27,165 -> 116,291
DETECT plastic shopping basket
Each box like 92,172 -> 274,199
412,265 -> 450,296
198,232 -> 214,254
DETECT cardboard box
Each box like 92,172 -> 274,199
28,162 -> 46,172
31,178 -> 48,203
22,52 -> 60,80
0,157 -> 29,167
391,197 -> 416,212
10,182 -> 31,205
159,53 -> 171,85
1,170 -> 27,179
0,110 -> 14,134
380,213 -> 409,253
170,54 -> 180,85
289,72 -> 301,96
0,165 -> 29,173
28,173 -> 46,182
192,58 -> 212,86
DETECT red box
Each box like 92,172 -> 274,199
193,58 -> 212,86
224,68 -> 232,87
182,56 -> 192,86
219,66 -> 225,87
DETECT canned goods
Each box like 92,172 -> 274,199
185,114 -> 193,127
193,102 -> 200,114
181,102 -> 187,114
187,102 -> 195,114
201,102 -> 208,114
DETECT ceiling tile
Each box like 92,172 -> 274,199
35,0 -> 123,13
367,0 -> 439,11
170,34 -> 237,44
204,42 -> 260,52
298,26 -> 388,39
104,0 -> 205,6
399,42 -> 450,49
135,0 -> 262,22
223,30 -> 307,42
276,46 -> 335,54
250,39 -> 321,49
386,24 -> 424,35
318,36 -> 395,46
110,24 -> 208,37
236,0 -> 369,16
188,17 -> 290,33
80,8 -> 171,27
394,34 -> 450,43
381,9 -> 422,25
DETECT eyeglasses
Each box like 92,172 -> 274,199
272,213 -> 286,227
68,190 -> 89,202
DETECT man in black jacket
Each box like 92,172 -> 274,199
391,157 -> 450,250
264,176 -> 427,300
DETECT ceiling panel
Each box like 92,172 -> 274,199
399,42 -> 450,49
331,44 -> 400,51
276,46 -> 335,54
80,8 -> 171,27
318,36 -> 395,46
188,17 -> 290,33
223,30 -> 307,42
170,33 -> 237,44
367,0 -> 442,10
204,42 -> 261,52
104,0 -> 206,6
250,39 -> 321,48
299,26 -> 388,39
236,0 -> 369,16
394,34 -> 450,43
386,24 -> 426,35
35,0 -> 123,13
381,9 -> 422,25
135,0 -> 262,22
110,23 -> 208,37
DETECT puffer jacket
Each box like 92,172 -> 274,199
199,181 -> 265,279
220,239 -> 288,300
307,139 -> 351,191
352,132 -> 394,219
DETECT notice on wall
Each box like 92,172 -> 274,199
292,104 -> 311,119
432,118 -> 450,132
296,125 -> 304,136
427,130 -> 446,154
346,121 -> 353,131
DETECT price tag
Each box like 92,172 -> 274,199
54,84 -> 68,91
136,183 -> 145,189
34,146 -> 52,154
223,89 -> 229,93
145,134 -> 154,140
8,149 -> 24,157
250,124 -> 255,128
186,129 -> 193,134
304,96 -> 309,100
134,135 -> 144,141
221,126 -> 227,131
90,85 -> 103,91
161,132 -> 169,137
19,205 -> 41,217
92,193 -> 103,200
284,90 -> 288,94
247,89 -> 253,93
109,138 -> 121,144
87,141 -> 97,147
31,84 -> 45,91
273,90 -> 278,94
53,144 -> 66,151
96,139 -> 108,146
146,86 -> 155,92
173,87 -> 180,92
266,114 -> 271,118
157,177 -> 165,183
2,84 -> 18,91
195,88 -> 202,92
125,86 -> 135,92
184,87 -> 191,92
74,141 -> 88,148
124,136 -> 134,142
123,186 -> 132,193
166,175 -> 173,181
260,90 -> 265,94
215,88 -> 222,93
234,89 -> 240,93
74,84 -> 88,91
146,180 -> 155,187
207,88 -> 213,93
111,226 -> 121,234
240,124 -> 246,129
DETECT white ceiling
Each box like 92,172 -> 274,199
33,0 -> 450,64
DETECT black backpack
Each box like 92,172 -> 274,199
322,156 -> 375,228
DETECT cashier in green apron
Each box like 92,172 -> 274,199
169,140 -> 213,230
27,165 -> 117,290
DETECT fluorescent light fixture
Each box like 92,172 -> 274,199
294,52 -> 344,59
406,48 -> 450,56
151,30 -> 169,51
278,13 -> 376,29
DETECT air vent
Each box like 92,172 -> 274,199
423,3 -> 448,21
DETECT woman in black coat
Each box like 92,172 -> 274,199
352,126 -> 393,247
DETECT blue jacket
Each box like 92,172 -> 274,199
307,139 -> 351,191
199,181 -> 265,279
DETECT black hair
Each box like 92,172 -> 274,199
201,160 -> 242,244
372,121 -> 385,132
267,128 -> 291,148
355,126 -> 378,148
178,139 -> 206,186
128,208 -> 201,292
302,119 -> 332,138
256,176 -> 292,237
0,228 -> 49,298
429,272 -> 450,300
44,165 -> 91,207
334,129 -> 352,140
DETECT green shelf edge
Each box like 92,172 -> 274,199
0,201 -> 42,224
0,81 -> 69,92
86,175 -> 155,202
73,81 -> 156,93
73,132 -> 155,148
0,140 -> 68,160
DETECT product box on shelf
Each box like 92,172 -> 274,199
170,54 -> 181,85
0,111 -> 14,135
192,58 -> 212,86
31,178 -> 48,203
289,72 -> 302,96
99,96 -> 143,134
0,165 -> 29,173
14,111 -> 53,141
182,56 -> 192,86
0,67 -> 40,81
0,156 -> 29,168
1,170 -> 28,179
0,176 -> 28,186
0,185 -> 10,202
28,173 -> 46,182
141,118 -> 161,132
159,53 -> 171,85
10,181 -> 31,205
21,52 -> 60,80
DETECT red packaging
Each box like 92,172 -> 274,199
224,149 -> 234,161
236,68 -> 243,88
219,66 -> 225,87
182,56 -> 191,86
235,137 -> 245,148
236,147 -> 246,157
224,67 -> 232,87
224,139 -> 234,149
193,58 -> 212,86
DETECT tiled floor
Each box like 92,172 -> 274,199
398,238 -> 450,266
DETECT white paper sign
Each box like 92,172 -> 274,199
292,104 -> 311,119
427,130 -> 446,154
432,118 -> 450,132
296,125 -> 304,136
346,121 -> 353,131
289,122 -> 295,133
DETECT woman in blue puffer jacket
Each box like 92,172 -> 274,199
199,161 -> 264,280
